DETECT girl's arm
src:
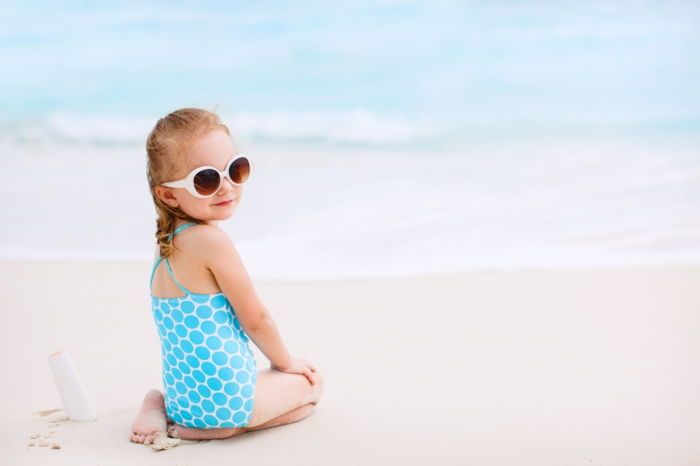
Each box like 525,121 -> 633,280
197,226 -> 293,371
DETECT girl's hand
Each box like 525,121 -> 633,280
271,357 -> 320,386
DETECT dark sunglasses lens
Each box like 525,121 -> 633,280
230,157 -> 250,184
193,169 -> 220,196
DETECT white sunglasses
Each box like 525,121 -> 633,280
162,155 -> 251,198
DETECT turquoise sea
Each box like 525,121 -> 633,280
1,1 -> 699,279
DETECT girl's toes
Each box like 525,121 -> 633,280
167,424 -> 180,438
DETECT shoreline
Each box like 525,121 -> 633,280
1,256 -> 699,282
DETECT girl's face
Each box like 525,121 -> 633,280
156,128 -> 243,224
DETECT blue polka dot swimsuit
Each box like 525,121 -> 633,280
149,222 -> 257,428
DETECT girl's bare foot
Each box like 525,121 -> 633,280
130,389 -> 169,445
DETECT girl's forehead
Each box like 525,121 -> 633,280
185,129 -> 235,168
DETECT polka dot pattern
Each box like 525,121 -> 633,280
151,292 -> 257,428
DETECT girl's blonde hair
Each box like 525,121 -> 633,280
146,107 -> 230,258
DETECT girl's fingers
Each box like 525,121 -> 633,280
304,359 -> 317,371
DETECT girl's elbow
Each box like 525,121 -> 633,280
245,312 -> 272,334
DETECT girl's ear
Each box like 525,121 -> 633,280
154,186 -> 179,208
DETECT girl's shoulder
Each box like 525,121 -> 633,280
174,224 -> 236,259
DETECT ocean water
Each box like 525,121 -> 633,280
1,1 -> 699,279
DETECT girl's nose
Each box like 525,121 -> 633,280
218,176 -> 236,194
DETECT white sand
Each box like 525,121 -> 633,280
0,260 -> 698,465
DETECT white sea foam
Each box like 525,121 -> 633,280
232,109 -> 438,145
0,110 -> 437,147
1,137 -> 698,279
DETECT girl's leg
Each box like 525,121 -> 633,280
168,368 -> 324,440
167,403 -> 317,440
243,368 -> 324,429
167,423 -> 243,440
243,402 -> 316,432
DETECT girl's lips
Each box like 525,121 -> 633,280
214,198 -> 236,206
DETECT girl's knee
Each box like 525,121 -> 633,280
310,372 -> 325,403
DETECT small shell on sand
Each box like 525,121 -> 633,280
27,442 -> 36,447
38,441 -> 49,447
146,432 -> 180,451
51,444 -> 61,449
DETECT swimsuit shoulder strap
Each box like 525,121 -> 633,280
168,222 -> 199,240
149,222 -> 199,295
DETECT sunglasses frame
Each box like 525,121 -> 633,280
162,155 -> 251,199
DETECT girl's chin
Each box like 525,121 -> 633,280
211,208 -> 237,220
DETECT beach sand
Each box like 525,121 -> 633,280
0,260 -> 698,465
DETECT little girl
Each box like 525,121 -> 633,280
130,108 -> 324,447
